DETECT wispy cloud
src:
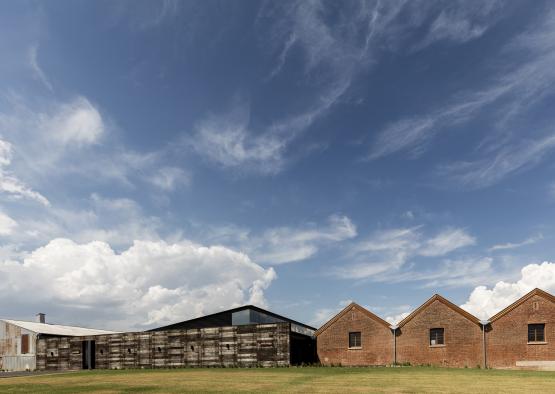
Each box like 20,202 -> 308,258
333,226 -> 476,280
195,1 -> 500,174
489,233 -> 543,252
0,139 -> 49,206
27,45 -> 53,92
202,214 -> 357,265
369,10 -> 555,189
438,134 -> 555,189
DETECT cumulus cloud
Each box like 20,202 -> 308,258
461,261 -> 555,320
0,238 -> 276,330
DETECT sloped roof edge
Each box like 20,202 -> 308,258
1,319 -> 119,336
489,288 -> 555,323
397,294 -> 481,328
315,302 -> 390,336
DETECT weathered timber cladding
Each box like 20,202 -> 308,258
36,323 -> 291,371
487,293 -> 555,369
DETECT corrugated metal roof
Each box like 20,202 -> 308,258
1,319 -> 118,336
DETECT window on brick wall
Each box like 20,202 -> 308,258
528,324 -> 545,342
349,332 -> 361,348
429,328 -> 444,345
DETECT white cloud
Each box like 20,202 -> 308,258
48,97 -> 104,146
413,1 -> 501,51
0,238 -> 276,330
385,257 -> 494,288
203,214 -> 357,265
369,10 -> 555,185
192,104 -> 289,174
147,166 -> 191,191
0,211 -> 17,236
249,214 -> 357,265
461,261 -> 555,320
333,226 -> 476,280
27,45 -> 53,92
0,138 -> 50,206
386,311 -> 410,326
419,228 -> 476,257
439,134 -> 555,189
489,233 -> 543,251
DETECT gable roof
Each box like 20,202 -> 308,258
1,319 -> 118,337
315,302 -> 390,337
397,294 -> 481,328
489,288 -> 555,323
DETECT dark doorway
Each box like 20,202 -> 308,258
82,340 -> 96,369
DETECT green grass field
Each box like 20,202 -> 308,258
1,367 -> 554,393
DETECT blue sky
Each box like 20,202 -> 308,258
1,0 -> 555,330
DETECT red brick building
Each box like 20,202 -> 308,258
315,302 -> 392,366
316,289 -> 555,369
486,288 -> 555,369
395,294 -> 484,368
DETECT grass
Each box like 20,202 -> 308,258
1,366 -> 554,393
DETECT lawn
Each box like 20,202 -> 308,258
1,367 -> 554,393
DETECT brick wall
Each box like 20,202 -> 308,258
487,294 -> 555,368
396,300 -> 483,368
317,305 -> 392,366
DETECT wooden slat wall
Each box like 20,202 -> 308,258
36,323 -> 291,371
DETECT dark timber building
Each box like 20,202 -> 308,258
36,305 -> 317,371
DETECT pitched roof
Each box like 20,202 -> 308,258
150,305 -> 316,332
489,288 -> 555,323
397,294 -> 481,328
1,319 -> 118,336
315,302 -> 390,337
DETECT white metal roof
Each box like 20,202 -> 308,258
1,319 -> 118,336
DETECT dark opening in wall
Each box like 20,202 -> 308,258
226,344 -> 230,350
127,348 -> 131,354
190,345 -> 194,351
157,347 -> 161,352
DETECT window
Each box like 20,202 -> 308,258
430,328 -> 444,346
349,332 -> 361,348
528,324 -> 545,343
21,334 -> 30,354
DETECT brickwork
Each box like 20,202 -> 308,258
316,303 -> 392,366
487,292 -> 555,368
396,297 -> 483,368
